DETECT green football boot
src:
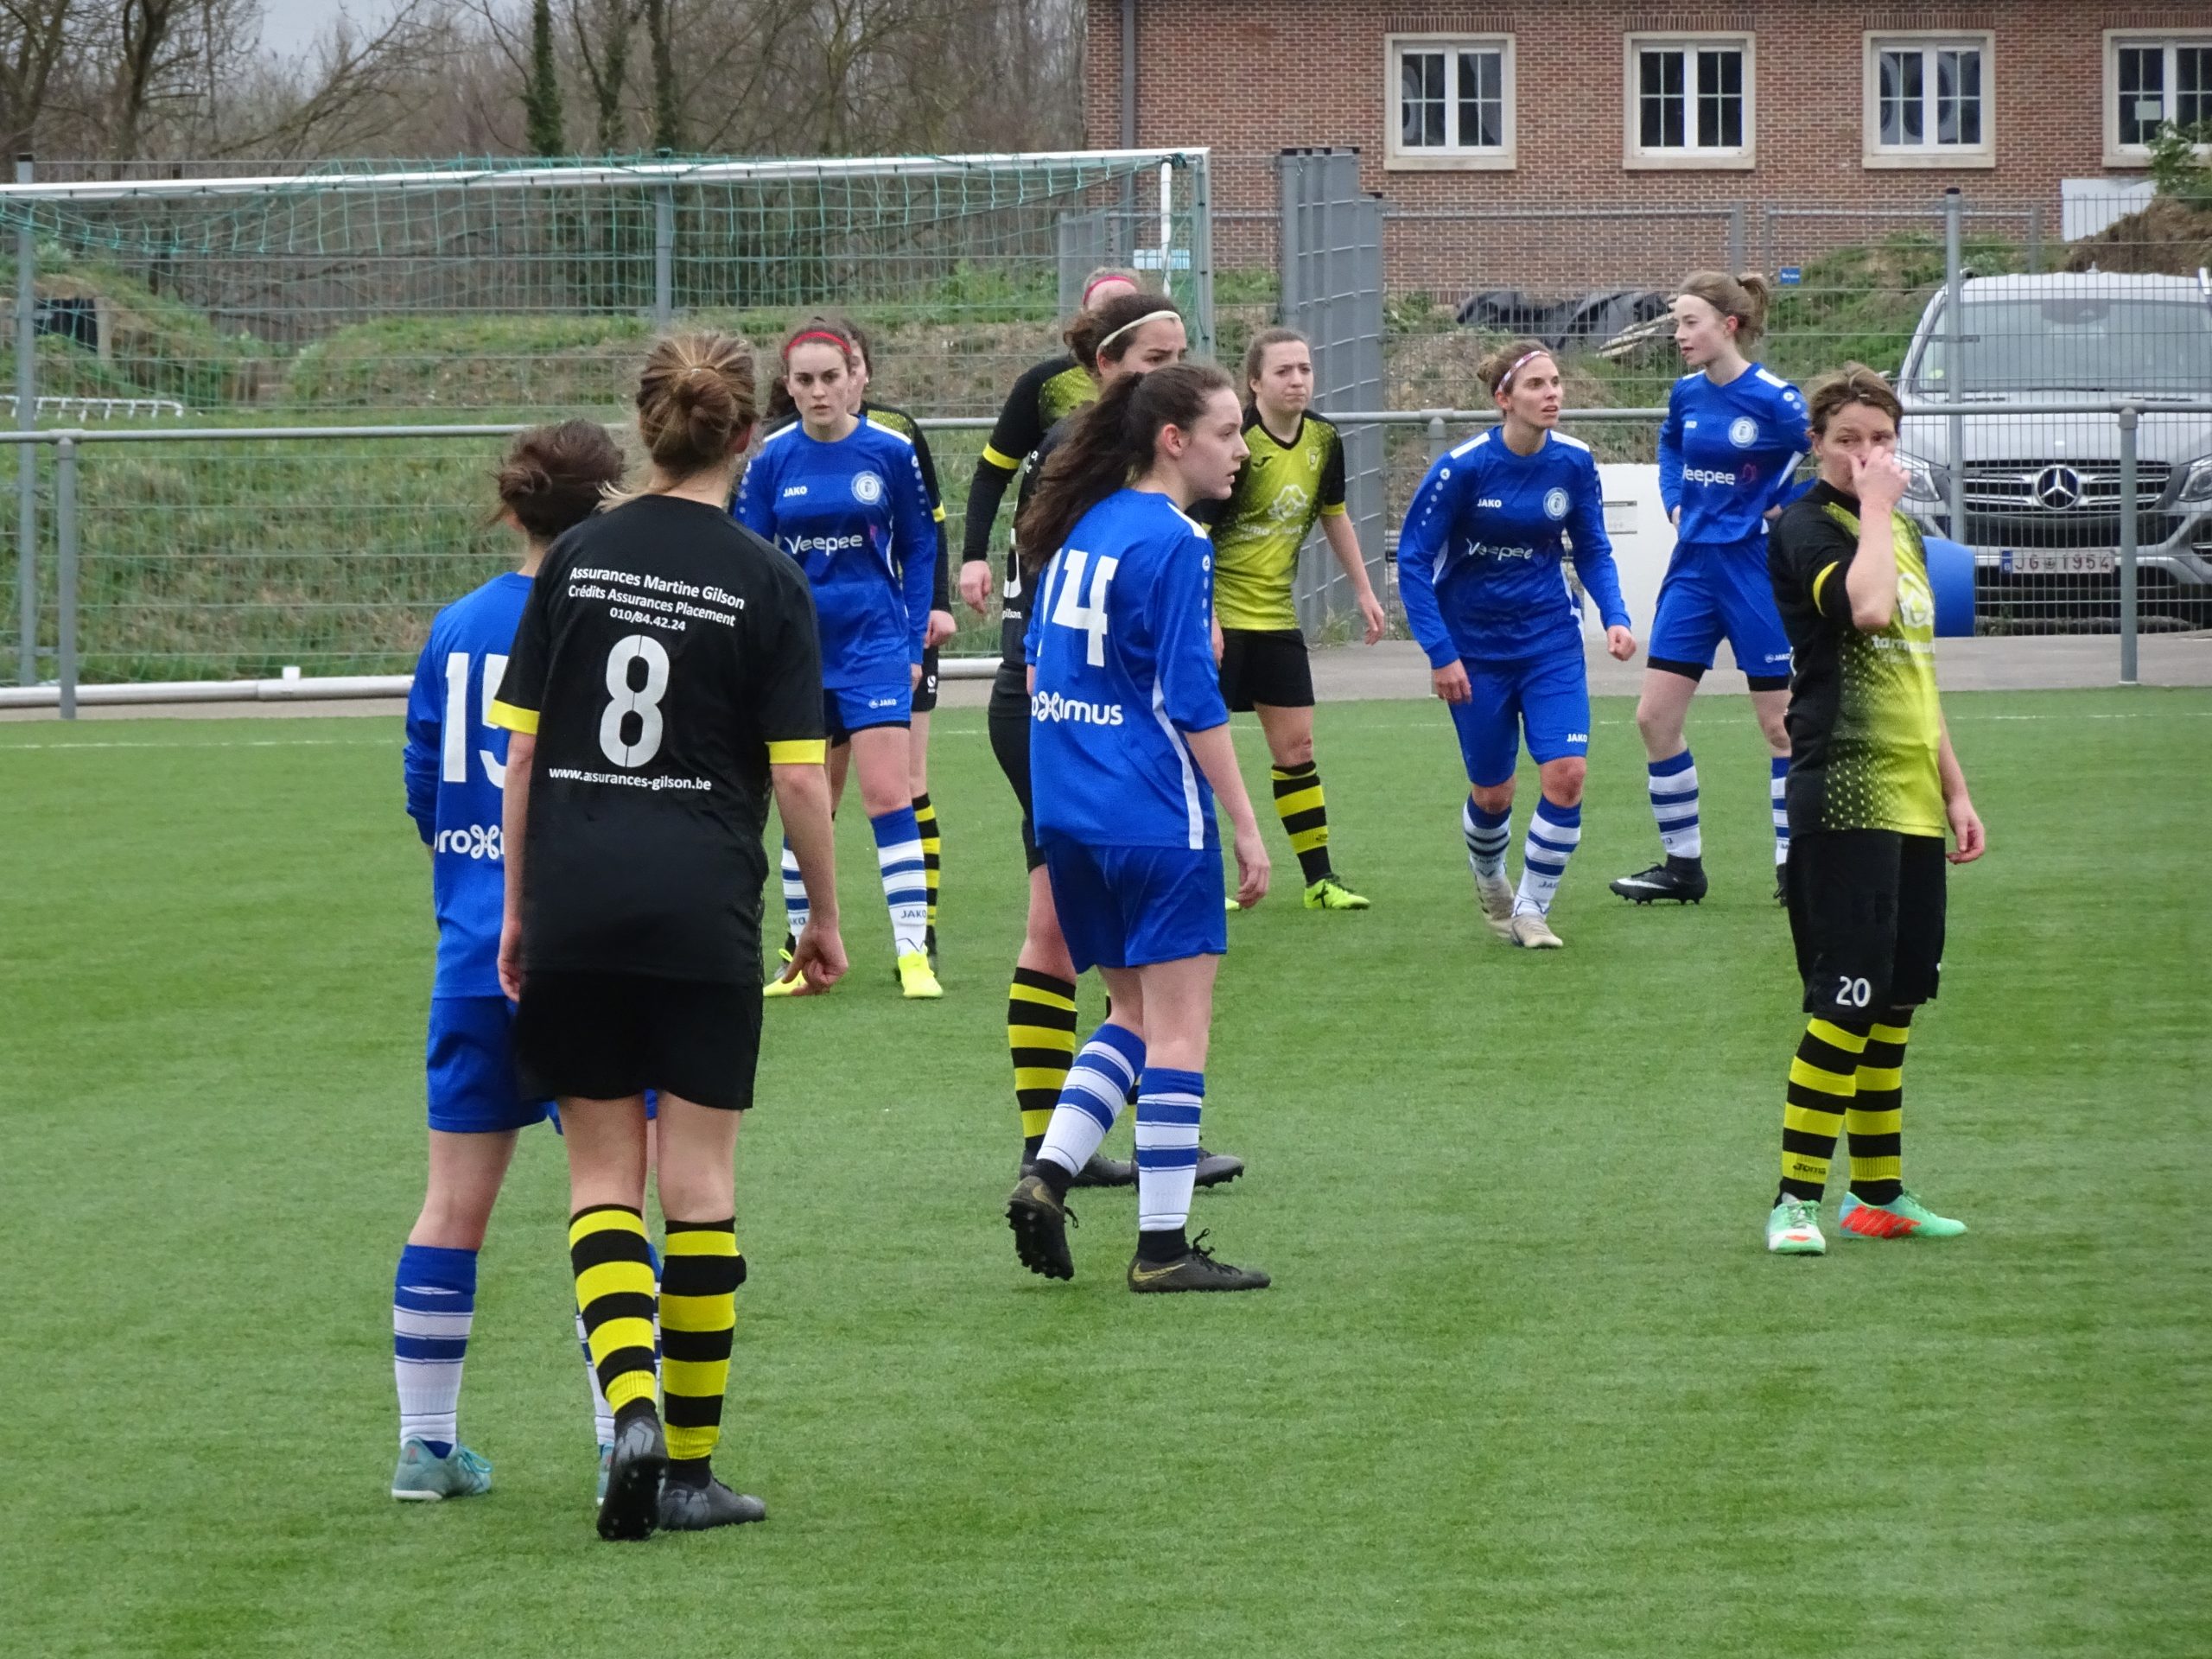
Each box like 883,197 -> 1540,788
390,1439 -> 493,1501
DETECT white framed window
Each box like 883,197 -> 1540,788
2105,32 -> 2212,165
1386,35 -> 1516,170
1863,34 -> 1995,168
1624,34 -> 1754,169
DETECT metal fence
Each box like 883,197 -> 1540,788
0,395 -> 2184,719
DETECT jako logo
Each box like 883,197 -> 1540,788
851,471 -> 885,505
1682,467 -> 1738,487
780,484 -> 810,498
436,823 -> 504,861
1031,692 -> 1126,726
1543,487 -> 1570,520
1477,497 -> 1505,510
790,532 -> 865,556
1729,416 -> 1759,448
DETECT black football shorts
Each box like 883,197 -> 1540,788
1786,829 -> 1946,1018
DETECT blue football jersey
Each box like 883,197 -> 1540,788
1396,428 -> 1630,665
404,571 -> 530,998
733,416 -> 936,688
1657,364 -> 1812,545
1025,489 -> 1228,851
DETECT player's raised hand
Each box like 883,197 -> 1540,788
958,560 -> 994,615
1853,448 -> 1910,514
1431,660 -> 1471,704
1605,625 -> 1637,662
1232,820 -> 1271,910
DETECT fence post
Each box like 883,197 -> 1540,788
1427,413 -> 1446,465
1726,202 -> 1745,274
2119,404 -> 2139,686
652,185 -> 675,328
15,153 -> 35,686
54,432 -> 74,720
2025,203 -> 2044,274
1186,153 -> 1216,360
1942,188 -> 1967,545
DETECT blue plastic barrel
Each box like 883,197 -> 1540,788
1923,536 -> 1975,638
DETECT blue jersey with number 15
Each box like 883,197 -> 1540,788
1026,488 -> 1228,852
404,571 -> 528,999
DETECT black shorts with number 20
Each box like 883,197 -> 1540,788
1217,627 -> 1314,713
1785,829 -> 1946,1019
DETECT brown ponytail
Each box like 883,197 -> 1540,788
1015,361 -> 1233,577
1679,270 -> 1774,346
633,332 -> 758,479
493,419 -> 626,539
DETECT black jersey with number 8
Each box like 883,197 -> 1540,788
491,494 -> 826,983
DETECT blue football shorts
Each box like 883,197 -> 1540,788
1648,535 -> 1793,683
1042,840 -> 1229,972
824,677 -> 912,743
426,995 -> 550,1135
1447,650 -> 1592,788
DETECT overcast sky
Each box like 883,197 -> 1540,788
258,0 -> 408,57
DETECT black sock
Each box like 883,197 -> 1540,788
1036,1159 -> 1073,1200
1136,1226 -> 1187,1263
1022,1133 -> 1045,1160
1667,853 -> 1703,874
613,1397 -> 658,1433
666,1457 -> 711,1489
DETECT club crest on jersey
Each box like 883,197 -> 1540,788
1897,570 -> 1936,630
851,471 -> 885,505
1729,416 -> 1760,448
1543,487 -> 1570,520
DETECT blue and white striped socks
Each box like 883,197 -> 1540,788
1038,1023 -> 1145,1179
1771,755 -> 1791,864
1462,798 -> 1511,880
1648,750 -> 1701,860
393,1243 -> 475,1455
1516,798 -> 1582,917
779,839 -> 808,936
1135,1067 -> 1205,1241
871,806 -> 929,957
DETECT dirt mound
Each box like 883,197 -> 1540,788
2063,194 -> 2212,276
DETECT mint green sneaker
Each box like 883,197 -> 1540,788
1765,1197 -> 1826,1255
594,1441 -> 613,1510
1839,1190 -> 1967,1240
390,1439 -> 492,1501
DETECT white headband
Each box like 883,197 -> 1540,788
1096,308 -> 1180,356
1497,349 -> 1547,393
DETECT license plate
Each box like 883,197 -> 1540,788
1999,550 -> 2117,576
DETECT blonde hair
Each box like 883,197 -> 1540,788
1806,362 -> 1903,435
632,332 -> 758,480
1678,270 -> 1774,347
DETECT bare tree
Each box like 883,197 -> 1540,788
0,0 -> 78,156
642,0 -> 675,152
563,0 -> 639,156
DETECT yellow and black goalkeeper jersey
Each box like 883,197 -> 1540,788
1211,407 -> 1347,632
961,353 -> 1099,575
1770,481 -> 1945,837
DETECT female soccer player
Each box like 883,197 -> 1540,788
969,292 -> 1238,1189
391,420 -> 625,1503
760,316 -> 957,971
1762,364 -> 1983,1255
737,316 -> 943,999
957,265 -> 1141,614
492,332 -> 847,1540
1002,362 -> 1273,1293
1610,271 -> 1810,907
1211,327 -> 1387,912
1397,342 -> 1637,950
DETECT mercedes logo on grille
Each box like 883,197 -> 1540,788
2032,465 -> 2084,510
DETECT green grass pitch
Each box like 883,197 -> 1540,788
3,687 -> 2206,1657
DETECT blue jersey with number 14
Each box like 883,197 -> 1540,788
404,570 -> 528,999
1026,488 -> 1228,852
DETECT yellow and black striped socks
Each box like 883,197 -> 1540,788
1779,1017 -> 1871,1203
1847,1017 -> 1910,1205
913,793 -> 941,950
1008,968 -> 1079,1158
658,1217 -> 743,1486
1270,763 -> 1334,887
569,1205 -> 659,1424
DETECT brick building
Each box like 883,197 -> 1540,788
1084,2 -> 2211,289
